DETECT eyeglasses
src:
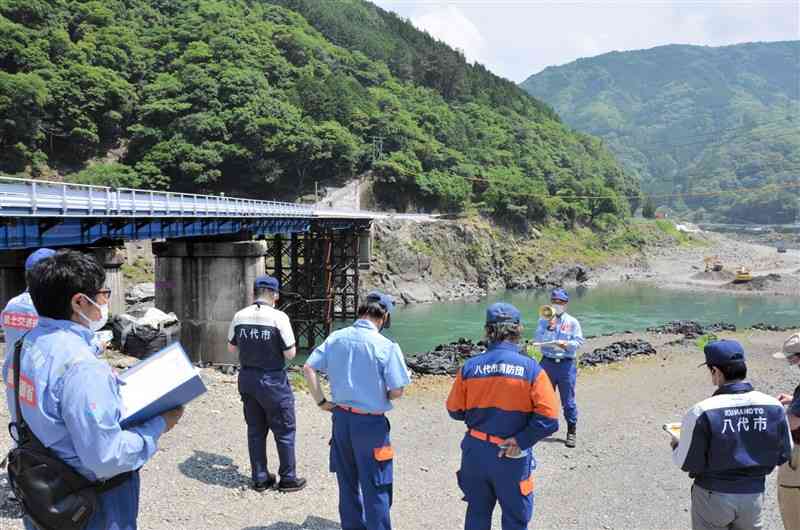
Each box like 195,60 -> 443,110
93,288 -> 112,299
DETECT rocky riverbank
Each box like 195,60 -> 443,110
361,217 -> 683,305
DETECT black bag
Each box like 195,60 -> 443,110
6,336 -> 131,530
111,314 -> 181,359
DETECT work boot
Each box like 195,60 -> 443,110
252,473 -> 276,492
278,477 -> 307,493
565,423 -> 577,448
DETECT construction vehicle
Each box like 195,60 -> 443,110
704,256 -> 723,272
734,267 -> 753,283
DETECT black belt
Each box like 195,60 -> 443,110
543,357 -> 573,364
241,366 -> 286,372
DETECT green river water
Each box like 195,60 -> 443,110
376,284 -> 800,354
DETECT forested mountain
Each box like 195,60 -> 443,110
521,42 -> 800,224
0,0 -> 638,228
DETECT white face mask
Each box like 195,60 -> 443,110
77,294 -> 109,332
553,304 -> 566,315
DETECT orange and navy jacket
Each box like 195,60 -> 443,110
446,341 -> 559,449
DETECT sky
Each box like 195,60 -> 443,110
371,0 -> 800,82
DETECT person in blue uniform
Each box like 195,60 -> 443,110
228,275 -> 306,493
6,250 -> 183,530
534,288 -> 584,448
447,302 -> 559,530
303,291 -> 410,530
2,248 -> 56,415
672,339 -> 791,530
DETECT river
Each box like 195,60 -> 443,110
378,283 -> 800,354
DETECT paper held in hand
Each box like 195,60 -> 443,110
663,422 -> 681,441
118,342 -> 207,428
532,341 -> 563,349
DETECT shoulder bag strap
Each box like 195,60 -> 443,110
11,333 -> 30,443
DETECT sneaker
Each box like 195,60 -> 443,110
277,477 -> 307,493
252,473 -> 277,492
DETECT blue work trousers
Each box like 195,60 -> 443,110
457,435 -> 535,530
238,367 -> 297,483
540,357 -> 578,425
330,408 -> 393,530
23,471 -> 141,530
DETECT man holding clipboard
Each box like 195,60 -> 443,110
6,250 -> 183,530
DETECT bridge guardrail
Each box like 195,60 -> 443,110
0,176 -> 314,218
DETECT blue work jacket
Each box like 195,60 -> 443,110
6,316 -> 165,530
534,312 -> 584,360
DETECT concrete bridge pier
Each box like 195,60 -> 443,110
0,251 -> 29,312
90,247 -> 126,316
153,240 -> 267,364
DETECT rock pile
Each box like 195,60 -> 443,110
507,264 -> 591,290
578,340 -> 657,367
406,338 -> 486,375
125,282 -> 156,311
646,320 -> 736,338
750,322 -> 798,332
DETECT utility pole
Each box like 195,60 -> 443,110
370,135 -> 384,163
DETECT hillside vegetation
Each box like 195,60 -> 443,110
0,0 -> 638,228
521,42 -> 800,224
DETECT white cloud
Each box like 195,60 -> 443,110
373,1 -> 799,82
410,6 -> 490,65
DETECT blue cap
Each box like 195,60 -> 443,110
550,288 -> 569,302
365,290 -> 395,315
701,339 -> 746,367
25,248 -> 56,271
486,302 -> 521,325
254,275 -> 279,292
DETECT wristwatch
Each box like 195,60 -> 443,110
317,397 -> 328,407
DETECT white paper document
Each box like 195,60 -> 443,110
118,342 -> 206,427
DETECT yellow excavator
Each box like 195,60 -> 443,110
734,266 -> 753,283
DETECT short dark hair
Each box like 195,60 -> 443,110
254,287 -> 276,300
709,361 -> 747,382
485,322 -> 523,344
357,301 -> 387,321
29,250 -> 105,320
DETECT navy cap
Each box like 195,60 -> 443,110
486,302 -> 521,325
700,339 -> 746,367
254,275 -> 279,292
366,290 -> 395,315
25,248 -> 56,271
550,288 -> 569,302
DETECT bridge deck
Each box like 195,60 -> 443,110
0,177 -> 374,249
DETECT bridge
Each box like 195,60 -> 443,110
0,176 -> 378,361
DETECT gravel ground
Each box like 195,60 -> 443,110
0,329 -> 798,529
597,231 -> 800,297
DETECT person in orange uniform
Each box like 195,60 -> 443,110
447,302 -> 559,530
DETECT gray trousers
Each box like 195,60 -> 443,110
691,484 -> 764,530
